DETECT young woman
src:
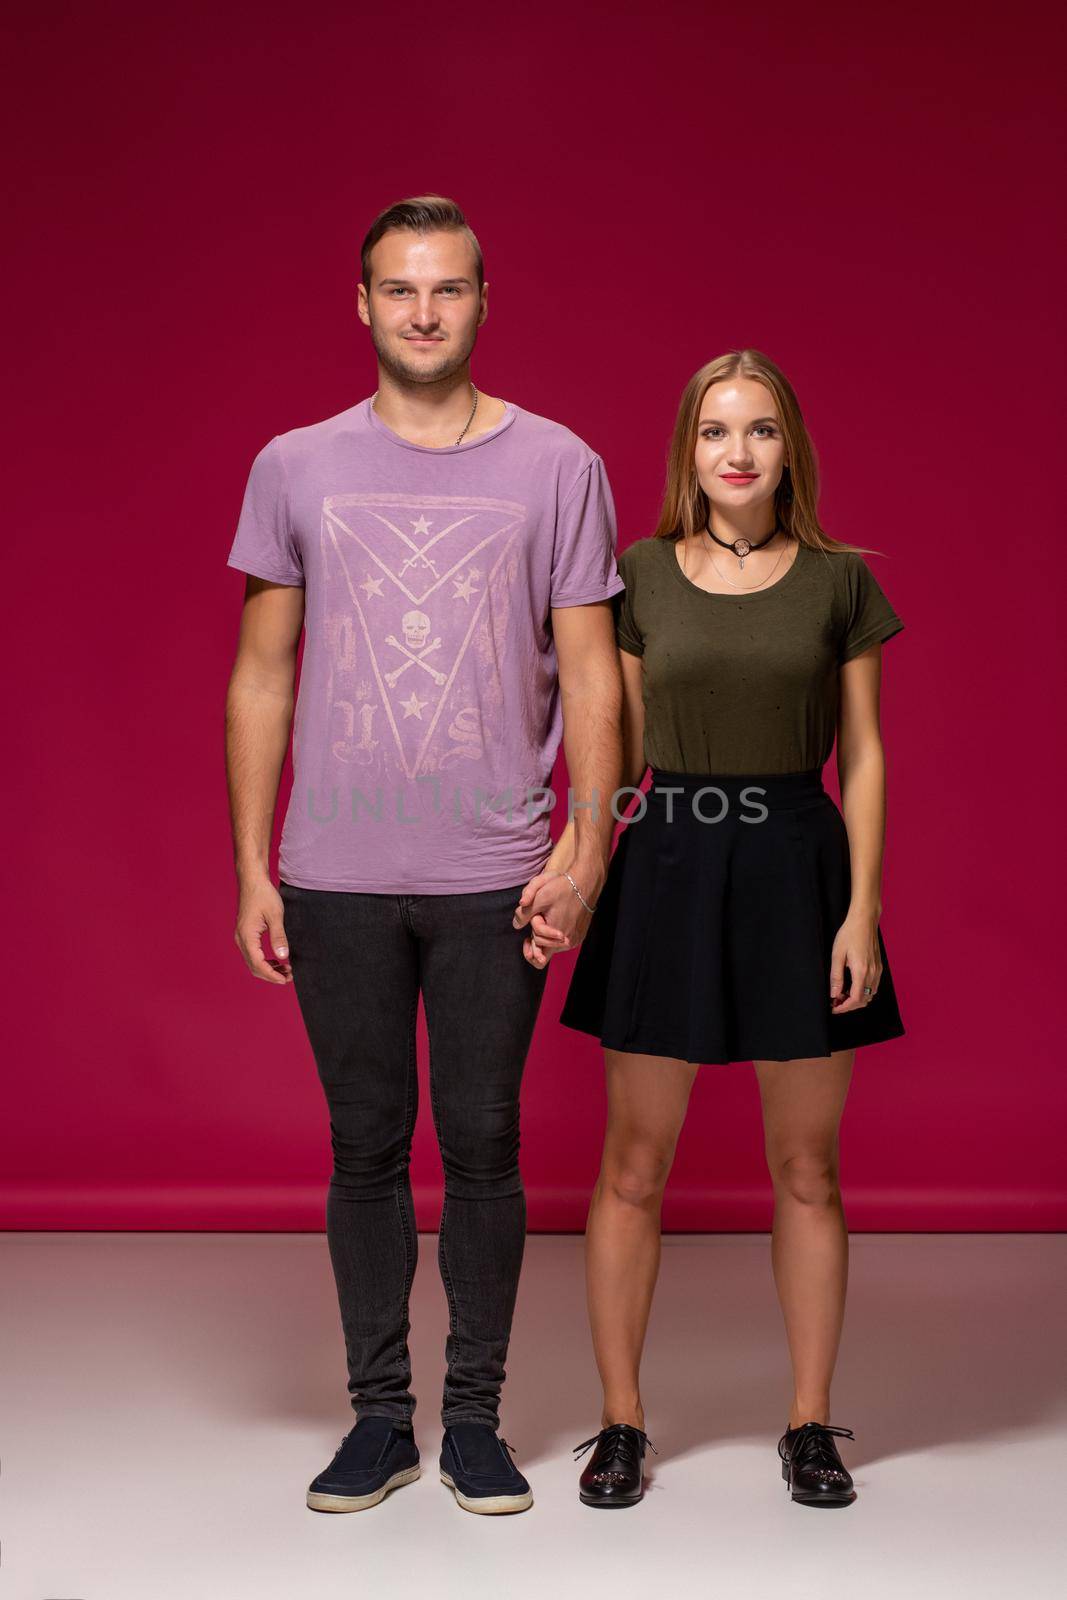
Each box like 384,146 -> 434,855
524,349 -> 905,1509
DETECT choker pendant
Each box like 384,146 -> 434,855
705,522 -> 780,571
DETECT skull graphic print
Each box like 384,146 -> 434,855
321,492 -> 527,785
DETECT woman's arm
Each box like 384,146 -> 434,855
832,641 -> 889,1009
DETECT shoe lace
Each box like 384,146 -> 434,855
779,1422 -> 854,1473
573,1424 -> 658,1473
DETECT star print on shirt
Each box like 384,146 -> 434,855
411,515 -> 433,536
400,690 -> 429,719
452,568 -> 481,603
360,574 -> 385,599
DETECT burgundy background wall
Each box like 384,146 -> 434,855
6,1 -> 1064,1231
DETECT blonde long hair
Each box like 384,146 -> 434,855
652,350 -> 878,558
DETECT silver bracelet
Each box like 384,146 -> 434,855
563,870 -> 597,914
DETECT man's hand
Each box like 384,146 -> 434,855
234,876 -> 293,984
512,868 -> 595,968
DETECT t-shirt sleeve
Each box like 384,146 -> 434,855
226,436 -> 305,586
839,554 -> 903,663
549,454 -> 627,608
612,545 -> 644,656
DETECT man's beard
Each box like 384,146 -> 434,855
370,323 -> 477,388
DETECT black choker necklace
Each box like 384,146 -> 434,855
705,522 -> 780,568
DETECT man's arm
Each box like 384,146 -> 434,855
511,599 -> 623,955
225,575 -> 304,984
543,647 -> 647,874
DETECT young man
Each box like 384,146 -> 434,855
224,196 -> 624,1515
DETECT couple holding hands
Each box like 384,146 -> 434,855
225,194 -> 904,1517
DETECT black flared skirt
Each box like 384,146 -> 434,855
559,768 -> 905,1065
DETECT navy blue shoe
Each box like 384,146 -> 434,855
307,1416 -> 420,1512
439,1423 -> 533,1514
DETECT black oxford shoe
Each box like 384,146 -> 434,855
574,1423 -> 657,1508
778,1421 -> 857,1507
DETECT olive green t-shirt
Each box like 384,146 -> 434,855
612,536 -> 903,775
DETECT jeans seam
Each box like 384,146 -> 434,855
427,1034 -> 461,1365
394,982 -> 420,1380
438,1196 -> 458,1348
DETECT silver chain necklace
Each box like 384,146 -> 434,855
699,527 -> 791,592
454,384 -> 479,445
373,385 -> 480,447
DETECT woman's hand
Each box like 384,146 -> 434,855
513,867 -> 594,968
829,908 -> 882,1012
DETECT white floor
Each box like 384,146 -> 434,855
2,1233 -> 1064,1600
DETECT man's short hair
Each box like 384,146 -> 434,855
360,195 -> 484,291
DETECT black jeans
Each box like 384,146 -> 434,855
278,878 -> 548,1429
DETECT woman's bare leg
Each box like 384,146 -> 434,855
754,1049 -> 855,1428
585,1049 -> 700,1429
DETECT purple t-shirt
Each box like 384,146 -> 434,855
227,396 -> 625,893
